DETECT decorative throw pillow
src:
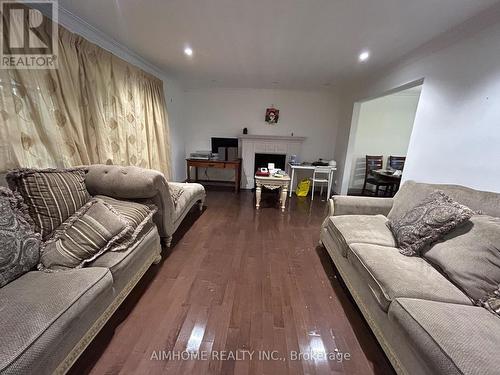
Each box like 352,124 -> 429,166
0,187 -> 41,287
169,184 -> 184,208
6,168 -> 91,239
423,215 -> 500,302
481,288 -> 500,317
94,195 -> 157,250
39,198 -> 131,270
387,190 -> 474,256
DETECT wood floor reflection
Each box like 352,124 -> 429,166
69,190 -> 394,375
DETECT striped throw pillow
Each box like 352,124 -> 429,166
7,168 -> 91,239
95,195 -> 157,250
39,198 -> 131,270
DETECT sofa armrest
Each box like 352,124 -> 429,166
331,195 -> 394,217
84,164 -> 174,238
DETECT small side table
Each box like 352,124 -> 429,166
254,174 -> 291,212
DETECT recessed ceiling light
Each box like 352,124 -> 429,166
184,47 -> 193,56
358,50 -> 370,62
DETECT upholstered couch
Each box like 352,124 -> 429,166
0,165 -> 205,375
319,180 -> 500,375
84,164 -> 206,247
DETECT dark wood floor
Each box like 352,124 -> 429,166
70,190 -> 394,375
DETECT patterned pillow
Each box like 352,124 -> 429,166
481,288 -> 500,318
387,190 -> 474,256
0,187 -> 41,287
94,195 -> 157,250
39,198 -> 131,270
6,168 -> 91,239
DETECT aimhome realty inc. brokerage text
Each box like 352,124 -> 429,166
150,349 -> 352,362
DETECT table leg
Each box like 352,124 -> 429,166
280,185 -> 288,212
234,167 -> 238,193
235,164 -> 241,193
289,168 -> 295,197
186,163 -> 190,182
256,185 -> 262,209
195,166 -> 198,181
327,170 -> 333,199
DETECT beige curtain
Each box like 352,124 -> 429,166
0,18 -> 171,178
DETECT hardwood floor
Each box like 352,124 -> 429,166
70,190 -> 394,375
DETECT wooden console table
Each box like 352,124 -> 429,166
186,158 -> 242,192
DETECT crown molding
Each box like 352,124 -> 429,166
386,2 -> 500,73
338,2 -> 500,91
44,5 -> 168,80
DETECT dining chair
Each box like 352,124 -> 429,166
361,155 -> 393,196
311,166 -> 331,201
388,156 -> 406,171
386,156 -> 406,196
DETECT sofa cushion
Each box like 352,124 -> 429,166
169,182 -> 205,223
423,215 -> 500,302
89,223 -> 160,293
326,215 -> 396,257
6,168 -> 90,239
389,298 -> 500,375
387,191 -> 474,256
347,243 -> 472,312
0,267 -> 113,375
39,199 -> 131,270
95,195 -> 157,251
0,188 -> 40,287
388,180 -> 500,221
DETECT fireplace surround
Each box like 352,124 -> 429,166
239,135 -> 306,189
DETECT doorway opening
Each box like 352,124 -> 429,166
344,83 -> 422,196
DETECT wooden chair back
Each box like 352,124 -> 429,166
388,156 -> 406,171
365,155 -> 383,177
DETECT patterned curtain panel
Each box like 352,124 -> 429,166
0,17 -> 171,178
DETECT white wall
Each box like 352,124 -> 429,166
336,17 -> 500,194
348,91 -> 420,190
56,7 -> 186,181
183,88 -> 339,184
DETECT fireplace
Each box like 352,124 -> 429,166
254,153 -> 286,173
238,134 -> 306,189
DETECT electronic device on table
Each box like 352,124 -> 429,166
189,151 -> 213,159
312,159 -> 329,166
211,137 -> 238,160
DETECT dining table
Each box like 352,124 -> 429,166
372,169 -> 402,195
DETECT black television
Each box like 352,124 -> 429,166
211,137 -> 238,153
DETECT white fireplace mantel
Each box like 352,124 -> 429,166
239,134 -> 306,142
238,134 -> 306,189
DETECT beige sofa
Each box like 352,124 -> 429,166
319,180 -> 500,375
0,165 -> 205,375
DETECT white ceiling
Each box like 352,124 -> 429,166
59,0 -> 498,90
